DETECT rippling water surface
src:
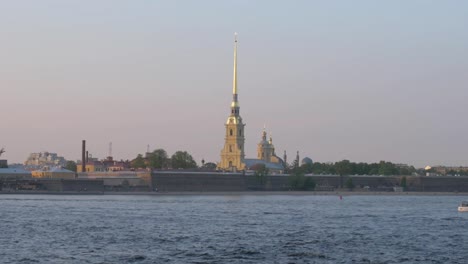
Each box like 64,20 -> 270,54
0,194 -> 467,263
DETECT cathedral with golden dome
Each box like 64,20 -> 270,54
217,34 -> 285,173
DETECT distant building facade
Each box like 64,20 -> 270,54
244,129 -> 285,173
32,167 -> 75,179
24,152 -> 67,168
77,156 -> 131,173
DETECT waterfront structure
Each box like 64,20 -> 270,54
32,167 -> 75,179
0,168 -> 32,180
218,33 -> 246,171
77,171 -> 151,190
217,34 -> 285,173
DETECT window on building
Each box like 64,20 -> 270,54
230,129 -> 233,136
239,129 -> 242,136
229,145 -> 232,152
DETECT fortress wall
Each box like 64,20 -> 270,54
152,172 -> 468,192
152,172 -> 247,192
406,176 -> 468,192
40,179 -> 104,192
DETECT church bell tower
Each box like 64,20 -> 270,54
218,33 -> 246,171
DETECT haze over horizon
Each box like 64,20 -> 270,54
2,1 -> 468,168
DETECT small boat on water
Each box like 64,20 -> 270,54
458,201 -> 468,212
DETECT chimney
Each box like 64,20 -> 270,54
86,151 -> 89,163
82,140 -> 86,172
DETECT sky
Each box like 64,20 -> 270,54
1,1 -> 468,168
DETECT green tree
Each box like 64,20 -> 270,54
171,151 -> 197,169
65,161 -> 77,172
300,163 -> 313,174
335,160 -> 352,176
345,177 -> 355,190
288,170 -> 315,191
378,161 -> 398,175
147,149 -> 168,169
335,160 -> 352,188
202,162 -> 217,170
131,154 -> 147,169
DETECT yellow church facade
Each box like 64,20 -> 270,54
218,33 -> 246,171
218,34 -> 284,173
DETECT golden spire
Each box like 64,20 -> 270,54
232,32 -> 238,96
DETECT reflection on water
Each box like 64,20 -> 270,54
0,194 -> 467,263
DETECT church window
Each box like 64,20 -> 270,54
230,129 -> 233,136
239,129 -> 242,136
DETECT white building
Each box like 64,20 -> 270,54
24,152 -> 67,168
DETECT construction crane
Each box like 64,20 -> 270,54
0,147 -> 4,157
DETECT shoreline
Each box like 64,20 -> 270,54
1,191 -> 468,196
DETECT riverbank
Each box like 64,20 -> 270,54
1,190 -> 468,196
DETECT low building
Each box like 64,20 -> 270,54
0,168 -> 32,180
77,157 -> 131,173
244,130 -> 286,174
32,167 -> 76,179
78,170 -> 151,191
76,161 -> 106,173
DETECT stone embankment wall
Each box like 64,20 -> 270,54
152,171 -> 468,192
152,172 -> 247,192
40,179 -> 104,192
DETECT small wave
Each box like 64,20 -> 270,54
18,258 -> 39,263
287,251 -> 329,259
122,255 -> 146,263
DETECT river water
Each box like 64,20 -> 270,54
0,194 -> 467,263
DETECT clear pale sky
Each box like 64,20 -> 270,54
1,1 -> 468,167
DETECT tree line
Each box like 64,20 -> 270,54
131,149 -> 198,169
294,160 -> 417,176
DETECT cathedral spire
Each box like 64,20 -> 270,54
219,33 -> 245,171
230,33 -> 240,112
233,32 -> 238,96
